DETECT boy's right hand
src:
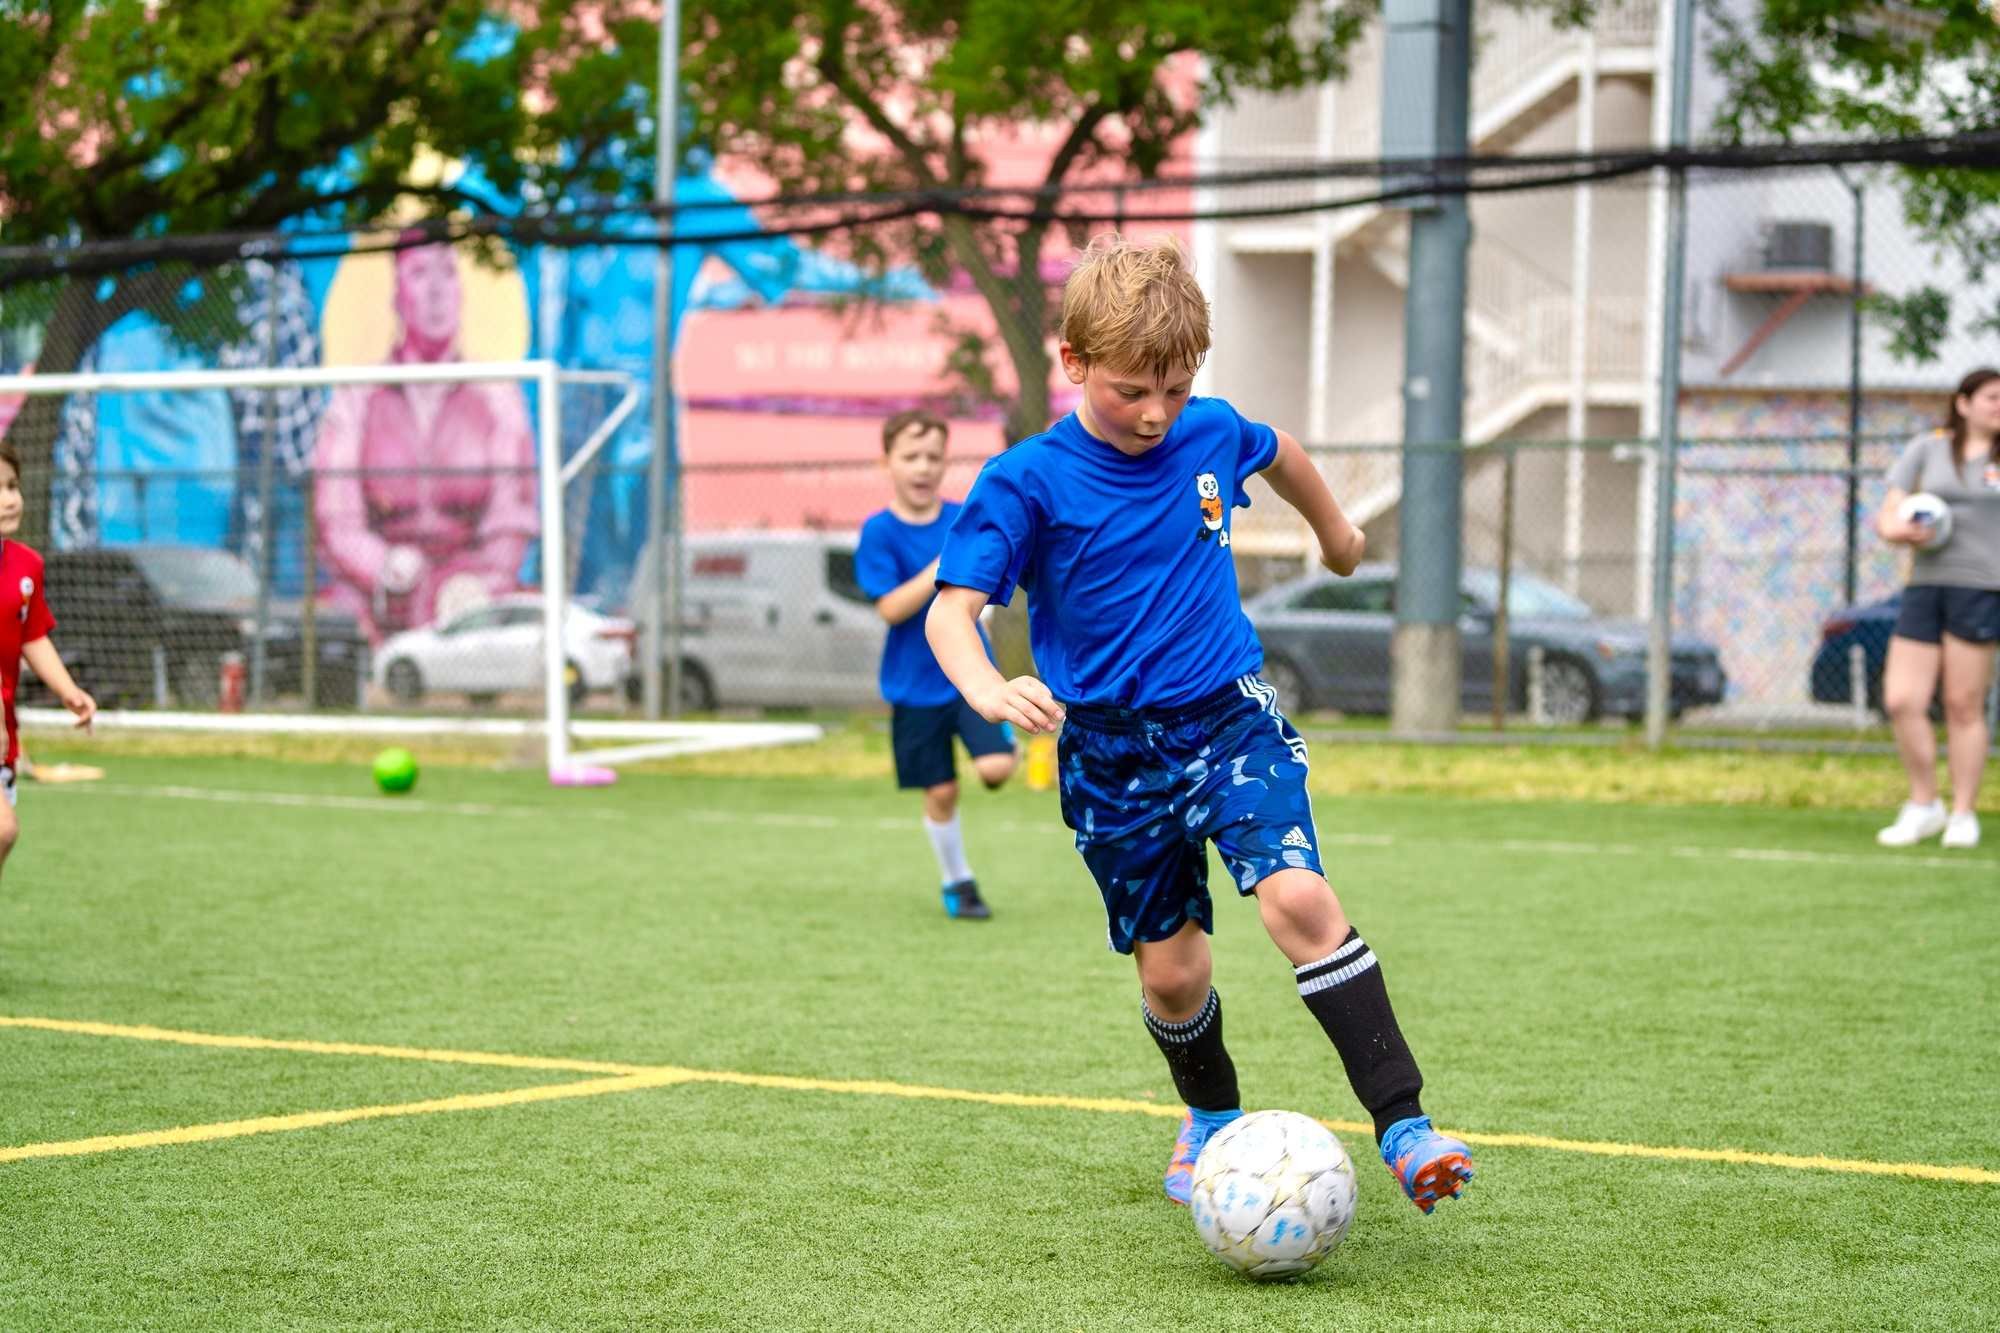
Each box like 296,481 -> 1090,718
971,676 -> 1065,734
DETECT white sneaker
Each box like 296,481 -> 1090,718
1877,801 -> 1948,847
1942,812 -> 1982,850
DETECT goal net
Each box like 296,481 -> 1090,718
0,359 -> 821,781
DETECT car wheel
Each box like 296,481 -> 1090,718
678,659 -> 716,712
1539,656 -> 1599,725
1262,656 -> 1312,713
384,658 -> 424,703
624,659 -> 716,712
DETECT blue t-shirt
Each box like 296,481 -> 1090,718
936,396 -> 1280,709
855,502 -> 996,707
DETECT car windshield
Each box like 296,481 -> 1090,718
1463,569 -> 1593,620
130,548 -> 261,606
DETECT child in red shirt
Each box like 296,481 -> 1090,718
0,441 -> 95,880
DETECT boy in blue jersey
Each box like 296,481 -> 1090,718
926,236 -> 1474,1214
856,409 -> 1018,920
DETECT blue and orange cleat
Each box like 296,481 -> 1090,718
1380,1115 -> 1475,1214
1164,1107 -> 1241,1205
941,879 -> 992,920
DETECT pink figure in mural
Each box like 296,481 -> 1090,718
314,243 -> 537,641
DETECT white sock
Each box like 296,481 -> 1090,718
924,814 -> 974,886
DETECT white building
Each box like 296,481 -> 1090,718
1195,1 -> 1995,710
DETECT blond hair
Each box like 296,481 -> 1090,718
1059,233 -> 1211,380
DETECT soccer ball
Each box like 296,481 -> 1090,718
1899,492 -> 1954,552
373,746 -> 419,794
1189,1110 -> 1358,1280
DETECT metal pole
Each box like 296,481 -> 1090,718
1645,0 -> 1697,748
537,361 -> 571,773
1563,34 -> 1596,597
1493,444 -> 1514,732
250,265 -> 278,704
1386,0 -> 1472,738
1840,170 -> 1864,607
643,1 -> 683,719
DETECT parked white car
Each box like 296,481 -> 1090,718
374,595 -> 636,706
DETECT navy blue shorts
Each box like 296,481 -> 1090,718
1894,585 -> 2000,646
1058,675 -> 1324,955
890,700 -> 1015,789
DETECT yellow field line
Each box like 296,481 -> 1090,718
1451,1127 -> 2000,1185
0,1070 -> 688,1165
0,1014 -> 648,1075
8,1015 -> 1997,1185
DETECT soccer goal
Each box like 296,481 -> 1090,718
0,358 -> 821,782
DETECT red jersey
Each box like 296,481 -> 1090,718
0,540 -> 57,768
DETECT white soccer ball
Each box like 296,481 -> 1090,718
1188,1110 -> 1358,1280
1899,492 -> 1954,552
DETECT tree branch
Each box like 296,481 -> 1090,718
814,16 -> 941,188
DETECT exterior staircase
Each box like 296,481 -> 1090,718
1215,1 -> 1659,543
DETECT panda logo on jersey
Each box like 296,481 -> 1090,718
1195,472 -> 1230,547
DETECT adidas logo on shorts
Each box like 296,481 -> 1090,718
1280,825 -> 1313,851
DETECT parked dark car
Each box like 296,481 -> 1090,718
1810,593 -> 1900,710
24,546 -> 366,708
1246,564 -> 1728,724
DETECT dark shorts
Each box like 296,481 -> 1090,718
890,700 -> 1015,789
1894,585 -> 2000,646
1058,675 -> 1323,955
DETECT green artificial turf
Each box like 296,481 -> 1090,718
2,755 -> 1994,1329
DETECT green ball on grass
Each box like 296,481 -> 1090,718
373,746 -> 419,795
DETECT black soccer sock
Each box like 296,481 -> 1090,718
1295,929 -> 1425,1141
1142,987 -> 1241,1113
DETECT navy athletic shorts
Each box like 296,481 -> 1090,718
1894,585 -> 2000,646
890,700 -> 1015,789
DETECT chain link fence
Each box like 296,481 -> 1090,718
7,407 -> 1990,741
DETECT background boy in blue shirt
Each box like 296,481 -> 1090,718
926,236 -> 1475,1214
855,409 -> 1017,921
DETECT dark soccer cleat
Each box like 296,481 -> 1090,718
1380,1115 -> 1475,1214
941,879 -> 992,920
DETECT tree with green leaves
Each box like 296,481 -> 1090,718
0,0 -> 657,545
681,0 -> 1370,446
1709,1 -> 2000,361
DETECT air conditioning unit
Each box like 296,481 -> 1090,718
1761,221 -> 1834,272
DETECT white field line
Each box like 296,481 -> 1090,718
43,782 -> 1999,873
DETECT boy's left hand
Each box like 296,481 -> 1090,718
62,688 -> 96,733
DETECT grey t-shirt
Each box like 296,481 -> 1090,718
1886,432 -> 2000,590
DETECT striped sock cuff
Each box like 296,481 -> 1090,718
1295,932 -> 1378,996
1142,988 -> 1220,1044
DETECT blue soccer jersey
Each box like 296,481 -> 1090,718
936,396 -> 1280,708
856,502 -> 995,706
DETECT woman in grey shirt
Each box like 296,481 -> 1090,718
1874,367 -> 2000,849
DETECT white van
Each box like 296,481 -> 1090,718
624,530 -> 885,710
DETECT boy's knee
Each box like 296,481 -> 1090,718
974,752 -> 1016,790
923,782 -> 959,819
1255,869 -> 1346,936
1139,955 -> 1211,1013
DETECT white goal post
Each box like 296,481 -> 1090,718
0,359 -> 822,780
